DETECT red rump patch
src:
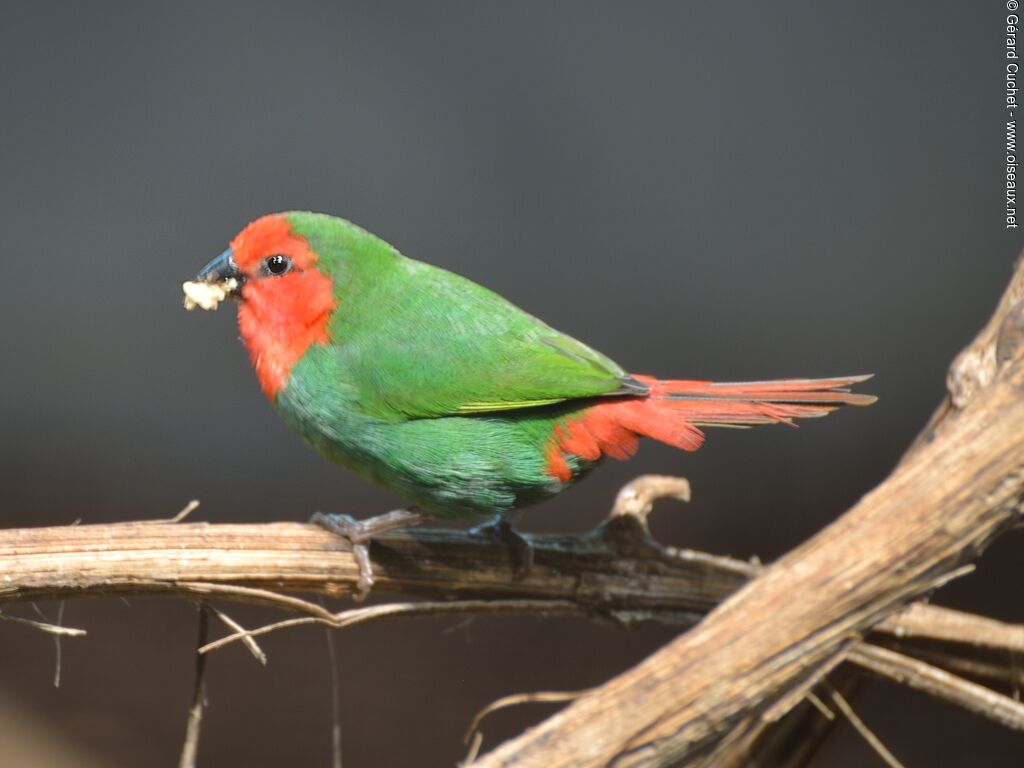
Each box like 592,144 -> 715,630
546,396 -> 705,483
231,215 -> 336,399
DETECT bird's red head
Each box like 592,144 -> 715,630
194,214 -> 336,399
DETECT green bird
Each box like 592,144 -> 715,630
186,212 -> 874,593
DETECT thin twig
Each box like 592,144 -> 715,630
850,644 -> 1024,731
320,596 -> 343,768
174,582 -> 340,620
877,600 -> 1024,653
200,615 -> 323,654
825,683 -> 905,768
325,628 -> 343,768
465,689 -> 593,745
209,606 -> 266,665
199,599 -> 586,656
804,690 -> 835,721
461,732 -> 484,767
869,642 -> 1024,692
0,611 -> 86,637
53,600 -> 66,687
179,603 -> 210,768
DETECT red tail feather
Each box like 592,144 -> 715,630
546,374 -> 875,481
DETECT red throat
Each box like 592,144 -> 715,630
232,216 -> 336,398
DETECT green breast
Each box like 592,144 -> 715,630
275,345 -> 596,518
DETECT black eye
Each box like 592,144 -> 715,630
263,254 -> 292,276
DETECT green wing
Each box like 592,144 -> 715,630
327,255 -> 635,421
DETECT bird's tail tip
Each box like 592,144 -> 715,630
627,372 -> 877,428
636,373 -> 877,405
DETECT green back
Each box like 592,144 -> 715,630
286,212 -> 631,421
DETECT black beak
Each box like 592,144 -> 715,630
196,248 -> 243,292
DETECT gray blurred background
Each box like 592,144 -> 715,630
0,1 -> 1020,765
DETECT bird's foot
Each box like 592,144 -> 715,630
469,516 -> 534,580
311,508 -> 424,601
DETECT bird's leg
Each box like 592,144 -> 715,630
469,513 -> 534,580
310,508 -> 424,601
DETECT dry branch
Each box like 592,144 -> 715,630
470,257 -> 1024,767
1,486 -> 1022,765
0,503 -> 1020,674
0,512 -> 744,618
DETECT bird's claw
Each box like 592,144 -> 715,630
311,508 -> 423,601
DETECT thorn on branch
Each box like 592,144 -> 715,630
139,499 -> 201,525
171,500 -> 201,524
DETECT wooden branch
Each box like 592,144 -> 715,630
472,256 -> 1024,767
3,482 -> 1023,767
2,507 -> 1021,671
0,512 -> 745,617
710,254 -> 1024,768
